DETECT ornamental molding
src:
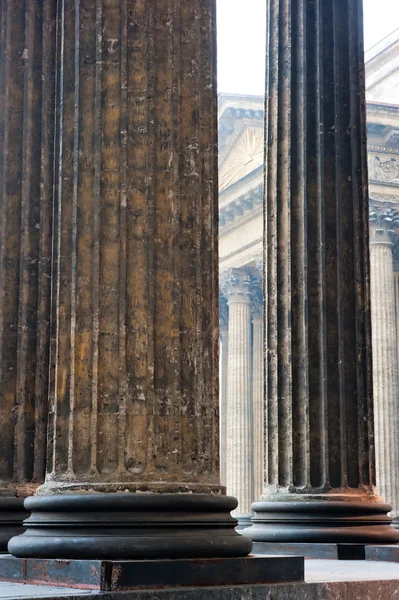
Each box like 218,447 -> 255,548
366,102 -> 399,119
368,192 -> 399,204
219,183 -> 263,230
218,111 -> 264,162
368,155 -> 399,186
368,144 -> 399,156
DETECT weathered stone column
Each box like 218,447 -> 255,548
251,279 -> 264,503
0,0 -> 55,548
369,205 -> 399,518
219,294 -> 229,487
244,0 -> 399,543
9,0 -> 251,560
222,268 -> 254,525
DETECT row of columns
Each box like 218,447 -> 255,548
0,0 -> 398,562
219,267 -> 264,522
369,206 -> 399,521
219,204 -> 399,525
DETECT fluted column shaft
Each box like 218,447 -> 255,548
244,0 -> 399,543
369,207 -> 399,518
0,0 -> 55,548
9,0 -> 251,560
252,309 -> 264,503
219,295 -> 229,487
223,269 -> 254,520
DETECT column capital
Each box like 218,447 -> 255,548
221,267 -> 258,304
369,203 -> 399,246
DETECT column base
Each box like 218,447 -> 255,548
243,500 -> 399,544
8,493 -> 253,559
0,499 -> 28,552
235,514 -> 252,531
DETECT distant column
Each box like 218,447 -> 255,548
219,293 -> 229,487
222,268 -> 254,524
369,204 -> 399,519
251,275 -> 264,503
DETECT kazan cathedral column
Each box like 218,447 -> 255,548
219,267 -> 264,524
369,203 -> 399,520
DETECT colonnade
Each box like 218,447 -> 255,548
219,267 -> 264,521
219,203 -> 399,523
0,0 -> 398,564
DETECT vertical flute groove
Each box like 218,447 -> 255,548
0,0 -> 54,494
43,0 -> 221,493
263,0 -> 376,498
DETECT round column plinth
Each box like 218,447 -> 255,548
243,500 -> 399,544
0,498 -> 28,551
8,494 -> 252,559
241,500 -> 399,544
235,514 -> 253,532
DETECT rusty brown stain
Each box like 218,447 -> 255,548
30,0 -> 222,495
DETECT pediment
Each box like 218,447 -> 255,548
218,122 -> 264,191
366,29 -> 399,104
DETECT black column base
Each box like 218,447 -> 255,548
8,493 -> 253,559
0,499 -> 28,552
243,500 -> 399,544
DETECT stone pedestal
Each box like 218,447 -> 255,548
369,205 -> 399,518
243,0 -> 399,544
0,0 -> 55,547
222,269 -> 254,522
8,0 -> 251,560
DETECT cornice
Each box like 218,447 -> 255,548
368,144 -> 399,156
219,183 -> 263,232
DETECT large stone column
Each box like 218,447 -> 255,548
251,278 -> 264,503
219,294 -> 229,487
369,205 -> 399,518
222,268 -> 254,525
0,0 -> 55,548
9,0 -> 251,560
244,0 -> 399,543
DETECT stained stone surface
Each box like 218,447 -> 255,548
244,0 -> 399,544
0,0 -> 54,500
30,0 -> 221,497
0,566 -> 399,600
0,0 -> 55,551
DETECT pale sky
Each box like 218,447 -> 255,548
217,0 -> 399,95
